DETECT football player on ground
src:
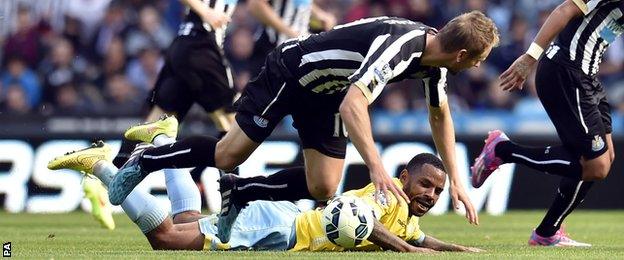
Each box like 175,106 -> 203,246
472,0 -> 621,247
48,142 -> 481,252
107,12 -> 500,229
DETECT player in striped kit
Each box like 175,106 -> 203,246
246,0 -> 337,75
472,0 -> 622,247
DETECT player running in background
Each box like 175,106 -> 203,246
48,144 -> 482,253
472,0 -> 621,247
111,0 -> 239,225
246,0 -> 337,75
107,12 -> 500,228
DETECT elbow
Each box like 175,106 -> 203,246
338,99 -> 352,117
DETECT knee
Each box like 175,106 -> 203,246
582,159 -> 612,181
307,181 -> 338,201
215,144 -> 243,171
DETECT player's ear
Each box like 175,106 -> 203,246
456,49 -> 469,62
399,169 -> 410,184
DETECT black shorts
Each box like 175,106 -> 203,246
535,58 -> 612,159
234,49 -> 348,159
151,32 -> 236,119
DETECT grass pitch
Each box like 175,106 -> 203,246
2,210 -> 623,259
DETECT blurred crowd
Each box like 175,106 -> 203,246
1,0 -> 624,118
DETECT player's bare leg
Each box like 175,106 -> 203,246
302,149 -> 344,200
214,121 -> 260,171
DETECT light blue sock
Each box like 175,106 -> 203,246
94,162 -> 168,233
153,135 -> 202,216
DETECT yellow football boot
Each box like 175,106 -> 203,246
47,141 -> 112,174
83,177 -> 116,230
124,114 -> 179,143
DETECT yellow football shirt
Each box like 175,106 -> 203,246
291,178 -> 425,251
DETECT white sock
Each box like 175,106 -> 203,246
153,134 -> 202,216
94,161 -> 168,233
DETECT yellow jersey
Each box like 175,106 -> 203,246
291,178 -> 425,251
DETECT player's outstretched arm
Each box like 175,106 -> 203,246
248,0 -> 300,38
368,219 -> 436,253
414,235 -> 483,253
500,0 -> 584,91
339,85 -> 410,204
428,102 -> 478,225
311,2 -> 337,31
180,0 -> 230,29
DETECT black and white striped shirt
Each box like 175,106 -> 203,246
178,0 -> 238,47
280,17 -> 448,107
546,0 -> 624,76
260,0 -> 312,45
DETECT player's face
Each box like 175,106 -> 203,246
400,164 -> 446,217
448,45 -> 493,74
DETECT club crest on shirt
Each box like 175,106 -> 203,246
591,135 -> 605,152
373,63 -> 392,86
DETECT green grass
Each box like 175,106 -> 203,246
2,211 -> 624,259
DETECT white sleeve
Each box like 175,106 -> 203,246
422,68 -> 448,107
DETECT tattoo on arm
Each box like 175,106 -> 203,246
367,218 -> 413,252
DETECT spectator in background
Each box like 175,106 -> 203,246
104,74 -> 143,116
52,82 -> 92,116
2,84 -> 31,115
226,27 -> 254,90
89,2 -> 130,62
61,15 -> 85,55
125,5 -> 173,57
39,37 -> 89,105
406,0 -> 444,28
64,0 -> 112,44
483,78 -> 515,111
94,37 -> 127,89
454,66 -> 490,109
489,15 -> 531,72
380,88 -> 409,115
3,4 -> 43,68
125,46 -> 163,92
1,56 -> 41,109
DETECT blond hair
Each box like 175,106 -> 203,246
437,11 -> 500,56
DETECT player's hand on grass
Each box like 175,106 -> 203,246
450,183 -> 479,225
370,166 -> 410,205
409,246 -> 438,253
201,9 -> 231,29
499,53 -> 537,91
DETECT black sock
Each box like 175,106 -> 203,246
234,167 -> 313,203
140,135 -> 218,173
495,141 -> 582,179
535,178 -> 594,237
113,139 -> 140,168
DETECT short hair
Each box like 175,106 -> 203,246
405,153 -> 446,175
437,11 -> 500,57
